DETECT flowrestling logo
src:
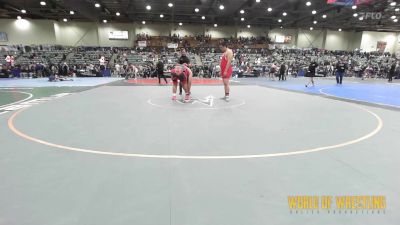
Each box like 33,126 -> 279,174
358,12 -> 383,20
0,93 -> 71,114
288,195 -> 386,215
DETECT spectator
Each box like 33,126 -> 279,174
279,64 -> 286,81
156,60 -> 167,84
115,63 -> 121,76
388,62 -> 396,83
306,61 -> 317,87
335,60 -> 347,85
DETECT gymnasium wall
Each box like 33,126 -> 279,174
268,28 -> 298,48
205,26 -> 237,38
1,19 -> 400,53
325,30 -> 359,51
348,31 -> 363,51
237,27 -> 268,38
171,24 -> 205,37
268,28 -> 355,51
0,19 -> 56,45
360,31 -> 398,53
54,21 -> 99,46
98,23 -> 135,47
297,29 -> 325,49
134,23 -> 171,37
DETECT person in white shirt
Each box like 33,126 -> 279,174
131,64 -> 138,79
269,63 -> 278,80
213,65 -> 220,78
199,69 -> 204,78
99,56 -> 105,66
255,57 -> 261,66
123,59 -> 128,67
115,63 -> 121,76
5,55 -> 11,67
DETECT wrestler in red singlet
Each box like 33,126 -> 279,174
170,64 -> 193,101
220,51 -> 233,79
219,41 -> 234,101
170,64 -> 190,85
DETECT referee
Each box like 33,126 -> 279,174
178,48 -> 190,95
156,60 -> 167,84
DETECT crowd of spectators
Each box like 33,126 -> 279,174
222,36 -> 271,46
1,42 -> 399,82
0,46 -> 116,78
200,48 -> 399,80
135,33 -> 269,49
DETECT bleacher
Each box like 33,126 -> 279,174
134,35 -> 269,49
67,50 -> 112,66
163,52 -> 198,66
0,50 -> 21,65
116,51 -> 198,68
201,53 -> 222,67
0,42 -> 397,80
0,54 -> 6,65
15,49 -> 70,66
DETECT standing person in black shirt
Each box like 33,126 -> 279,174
179,49 -> 190,65
335,60 -> 347,85
279,64 -> 286,81
306,61 -> 317,87
178,48 -> 190,95
62,63 -> 69,76
388,62 -> 396,83
156,60 -> 168,84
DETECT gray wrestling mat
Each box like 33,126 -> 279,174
0,85 -> 399,225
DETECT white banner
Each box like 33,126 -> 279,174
167,43 -> 178,49
275,35 -> 285,43
108,31 -> 129,40
275,35 -> 292,44
138,41 -> 147,47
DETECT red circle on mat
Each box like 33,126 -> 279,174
125,78 -> 222,85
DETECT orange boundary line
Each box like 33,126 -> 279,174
8,104 -> 383,159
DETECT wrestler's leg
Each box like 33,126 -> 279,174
172,82 -> 178,100
222,78 -> 230,101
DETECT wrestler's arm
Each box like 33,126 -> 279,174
187,68 -> 193,80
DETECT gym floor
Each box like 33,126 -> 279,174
0,76 -> 399,225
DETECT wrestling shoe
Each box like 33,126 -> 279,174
184,94 -> 191,102
220,96 -> 230,102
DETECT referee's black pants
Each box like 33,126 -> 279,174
158,71 -> 168,84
